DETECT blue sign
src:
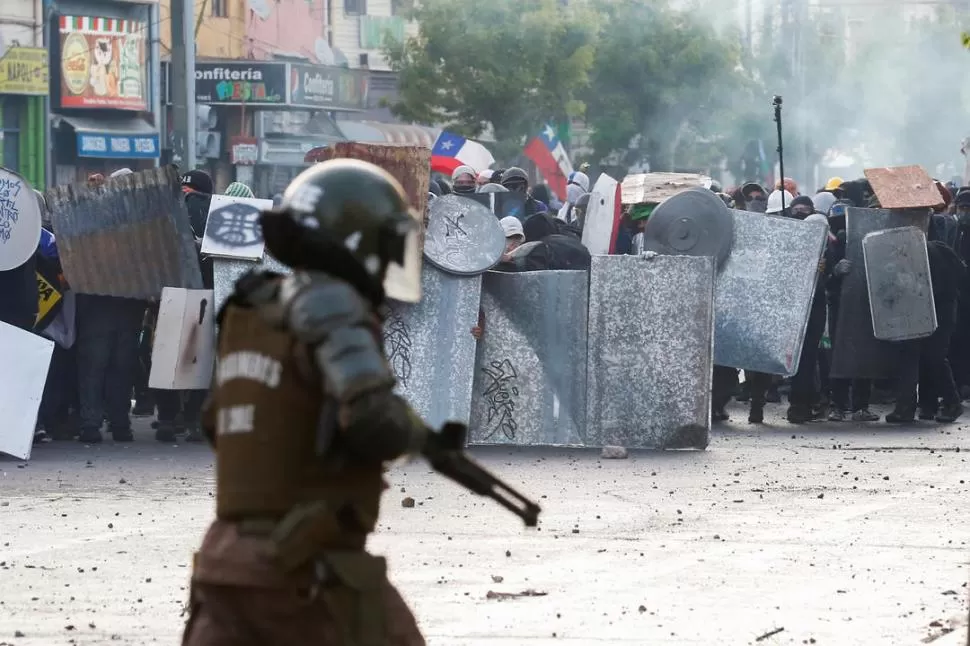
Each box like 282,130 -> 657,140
76,132 -> 160,159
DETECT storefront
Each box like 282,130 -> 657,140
161,59 -> 369,195
49,9 -> 160,183
0,46 -> 49,189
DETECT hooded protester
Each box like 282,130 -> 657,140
224,181 -> 255,198
501,167 -> 547,216
499,216 -> 525,259
812,192 -> 838,217
948,189 -> 970,394
531,183 -> 554,209
477,169 -> 494,187
557,184 -> 587,224
741,183 -> 768,213
887,236 -> 966,424
572,193 -> 591,231
789,195 -> 815,219
567,171 -> 590,193
451,165 -> 477,195
152,169 -> 217,443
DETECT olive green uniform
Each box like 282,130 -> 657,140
182,272 -> 425,646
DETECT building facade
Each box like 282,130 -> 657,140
46,0 -> 163,183
0,0 -> 48,189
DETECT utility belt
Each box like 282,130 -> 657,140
193,504 -> 385,646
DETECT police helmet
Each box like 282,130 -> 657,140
261,159 -> 418,303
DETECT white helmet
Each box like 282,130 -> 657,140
766,189 -> 794,214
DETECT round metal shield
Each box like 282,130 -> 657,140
642,187 -> 733,268
0,167 -> 42,271
424,195 -> 506,276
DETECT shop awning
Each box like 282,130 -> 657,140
336,120 -> 440,148
54,115 -> 160,159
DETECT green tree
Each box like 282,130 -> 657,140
582,0 -> 747,175
383,0 -> 596,158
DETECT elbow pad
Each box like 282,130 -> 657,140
313,326 -> 395,402
340,391 -> 428,462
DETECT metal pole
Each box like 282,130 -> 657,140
773,95 -> 786,211
170,0 -> 196,169
150,2 -> 161,168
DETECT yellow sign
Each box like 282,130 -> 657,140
36,271 -> 63,328
0,47 -> 49,95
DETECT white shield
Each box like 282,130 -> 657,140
149,287 -> 217,390
581,173 -> 620,255
0,167 -> 42,271
0,321 -> 53,459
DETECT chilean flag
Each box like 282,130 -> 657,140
523,124 -> 574,200
430,131 -> 495,175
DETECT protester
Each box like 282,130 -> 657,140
500,216 -> 525,260
224,181 -> 255,198
765,189 -> 794,215
451,165 -> 477,195
500,167 -> 548,216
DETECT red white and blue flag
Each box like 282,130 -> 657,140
523,123 -> 574,200
430,131 -> 495,175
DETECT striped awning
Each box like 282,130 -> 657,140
59,16 -> 143,34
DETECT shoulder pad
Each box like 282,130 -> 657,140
218,270 -> 281,325
279,272 -> 372,345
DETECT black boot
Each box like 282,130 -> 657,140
786,406 -> 813,424
935,403 -> 964,424
155,421 -> 179,443
885,409 -> 915,424
748,403 -> 764,424
78,426 -> 103,444
109,425 -> 134,442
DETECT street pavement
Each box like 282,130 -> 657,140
1,404 -> 968,646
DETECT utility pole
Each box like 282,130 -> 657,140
170,0 -> 197,169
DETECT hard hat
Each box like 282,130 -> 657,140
824,177 -> 844,192
766,189 -> 794,214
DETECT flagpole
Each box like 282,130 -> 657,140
773,95 -> 785,211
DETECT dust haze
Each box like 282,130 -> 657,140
684,0 -> 969,186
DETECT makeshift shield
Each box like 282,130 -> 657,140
864,165 -> 943,210
468,270 -> 588,446
212,254 -> 288,318
620,172 -> 712,205
0,320 -> 53,460
862,226 -> 937,341
149,287 -> 217,390
306,142 -> 429,303
424,195 -> 505,276
830,207 -> 931,379
200,195 -> 273,260
586,255 -> 714,450
46,166 -> 203,300
581,173 -> 621,255
0,166 -> 42,271
385,264 -> 482,429
714,210 -> 828,376
643,187 -> 733,268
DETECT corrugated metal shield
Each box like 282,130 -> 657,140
46,166 -> 202,300
862,226 -> 936,341
385,264 -> 482,429
468,270 -> 588,446
714,210 -> 827,376
586,255 -> 714,450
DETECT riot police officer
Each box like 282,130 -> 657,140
182,160 -> 431,646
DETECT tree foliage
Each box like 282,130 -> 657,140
384,0 -> 596,151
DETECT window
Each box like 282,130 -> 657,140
344,0 -> 366,16
211,0 -> 227,18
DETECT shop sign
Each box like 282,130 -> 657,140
195,62 -> 286,105
58,15 -> 148,110
288,64 -> 368,111
77,132 -> 160,158
229,136 -> 258,165
0,47 -> 49,95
